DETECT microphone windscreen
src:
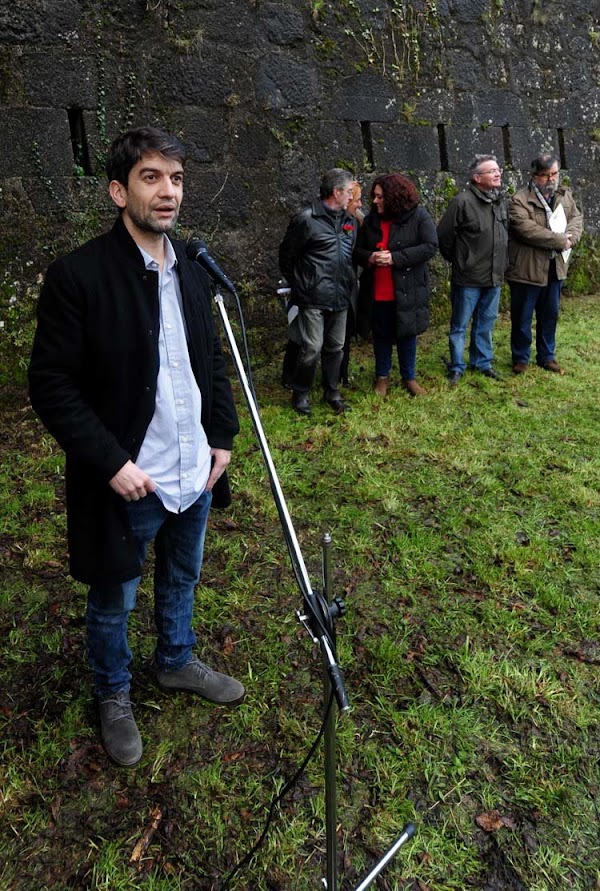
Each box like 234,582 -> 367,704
186,238 -> 207,260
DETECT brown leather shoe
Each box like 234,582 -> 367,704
402,379 -> 426,397
540,359 -> 564,374
374,377 -> 388,396
512,362 -> 528,375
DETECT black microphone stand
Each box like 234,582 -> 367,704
210,284 -> 415,889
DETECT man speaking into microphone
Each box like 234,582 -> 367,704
29,126 -> 244,767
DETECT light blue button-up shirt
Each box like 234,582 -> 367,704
136,238 -> 211,513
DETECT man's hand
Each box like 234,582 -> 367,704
205,448 -> 231,492
109,460 -> 157,501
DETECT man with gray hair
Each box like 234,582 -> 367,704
437,154 -> 508,383
279,169 -> 358,414
506,153 -> 583,374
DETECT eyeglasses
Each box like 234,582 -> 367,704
478,168 -> 502,176
535,169 -> 560,180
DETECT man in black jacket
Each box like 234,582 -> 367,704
437,154 -> 508,383
279,169 -> 357,415
29,127 -> 244,767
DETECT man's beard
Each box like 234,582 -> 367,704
130,207 -> 179,233
539,181 -> 558,199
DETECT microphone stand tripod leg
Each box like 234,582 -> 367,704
322,532 -> 338,891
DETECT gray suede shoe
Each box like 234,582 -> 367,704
156,658 -> 245,705
99,691 -> 142,767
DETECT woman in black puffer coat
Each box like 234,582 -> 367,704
354,173 -> 438,396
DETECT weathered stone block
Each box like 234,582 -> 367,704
447,46 -> 486,90
536,98 -> 586,130
472,90 -> 528,128
444,0 -> 492,23
275,149 -> 319,211
181,170 -> 251,230
256,54 -> 319,110
151,46 -> 254,108
0,0 -> 81,44
170,107 -> 227,164
579,88 -> 600,128
0,47 -> 27,104
561,130 -> 600,175
0,108 -> 72,177
575,180 -> 600,231
21,51 -> 97,109
412,91 -> 474,127
318,120 -> 365,171
196,0 -> 258,48
371,123 -> 440,173
445,123 -> 511,172
510,56 -> 545,92
261,3 -> 305,46
230,119 -> 277,168
331,72 -> 399,123
508,127 -> 558,176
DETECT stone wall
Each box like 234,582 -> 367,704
1,0 -> 598,284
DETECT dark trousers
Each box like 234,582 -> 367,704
510,272 -> 562,366
292,306 -> 347,401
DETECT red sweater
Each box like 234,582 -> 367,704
374,219 -> 394,301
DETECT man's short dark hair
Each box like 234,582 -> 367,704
531,153 -> 560,175
469,154 -> 498,178
105,126 -> 186,186
319,168 -> 354,200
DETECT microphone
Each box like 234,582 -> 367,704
186,238 -> 237,295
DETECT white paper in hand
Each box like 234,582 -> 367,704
549,204 -> 571,263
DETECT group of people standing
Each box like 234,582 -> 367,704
26,124 -> 585,769
279,153 -> 584,414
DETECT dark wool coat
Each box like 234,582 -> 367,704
437,184 -> 508,287
28,217 -> 240,586
354,206 -> 438,339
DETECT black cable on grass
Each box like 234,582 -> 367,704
219,688 -> 335,889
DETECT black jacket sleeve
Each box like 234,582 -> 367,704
28,258 -> 132,482
278,211 -> 308,283
391,208 -> 438,268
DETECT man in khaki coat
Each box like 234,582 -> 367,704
506,153 -> 583,374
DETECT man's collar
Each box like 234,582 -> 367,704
469,183 -> 494,202
320,198 -> 342,216
137,235 -> 177,270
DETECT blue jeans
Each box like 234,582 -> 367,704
448,285 -> 501,374
86,490 -> 212,697
509,277 -> 563,366
293,306 -> 347,400
372,301 -> 417,380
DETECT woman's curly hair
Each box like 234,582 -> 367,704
371,173 -> 420,217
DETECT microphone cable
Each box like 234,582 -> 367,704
218,687 -> 335,890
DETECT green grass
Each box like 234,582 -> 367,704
0,295 -> 599,890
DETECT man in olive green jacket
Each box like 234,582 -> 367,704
506,153 -> 583,374
437,154 -> 508,383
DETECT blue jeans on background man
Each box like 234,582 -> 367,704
509,277 -> 563,366
86,489 -> 212,697
448,285 -> 501,374
372,300 -> 417,381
